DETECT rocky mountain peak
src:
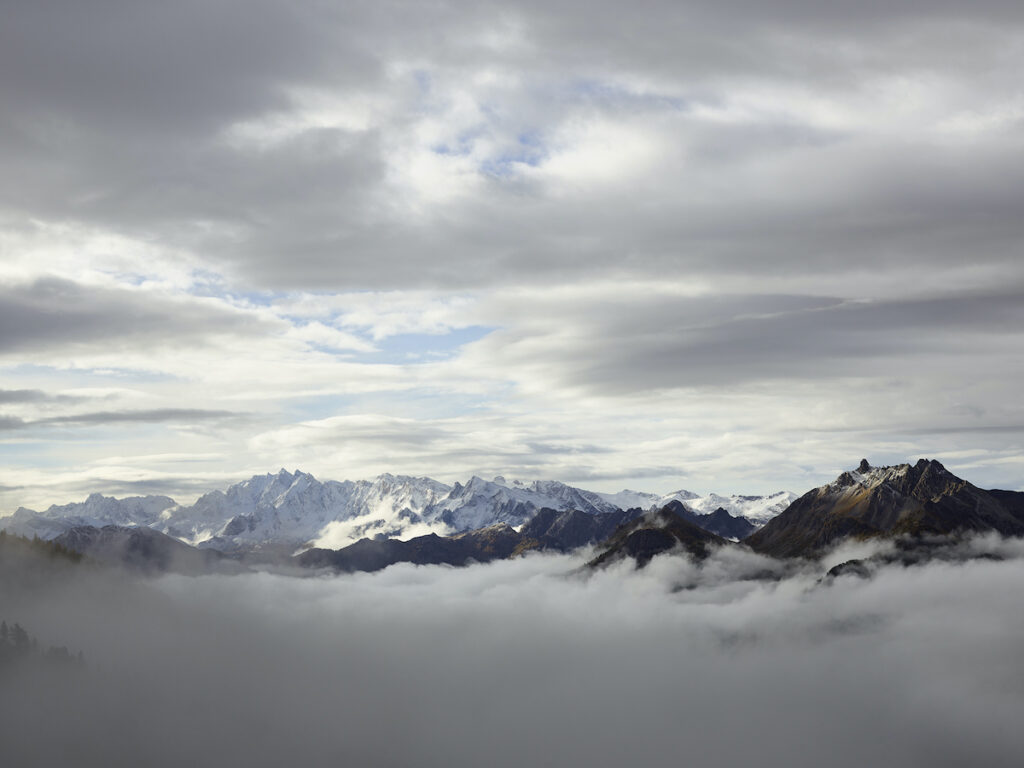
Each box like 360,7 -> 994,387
747,458 -> 1024,558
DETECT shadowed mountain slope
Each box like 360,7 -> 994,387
676,505 -> 756,540
587,503 -> 729,569
297,507 -> 646,573
53,525 -> 233,575
516,507 -> 643,553
746,459 -> 1024,558
295,523 -> 523,573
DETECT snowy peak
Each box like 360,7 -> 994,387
594,487 -> 790,524
423,476 -> 622,532
662,489 -> 701,502
825,458 -> 959,500
681,491 -> 797,524
46,493 -> 177,523
233,468 -> 312,507
593,489 -> 663,510
157,471 -> 454,550
0,493 -> 177,540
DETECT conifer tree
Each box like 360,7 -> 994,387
12,623 -> 29,654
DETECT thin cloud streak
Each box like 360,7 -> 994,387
0,409 -> 247,431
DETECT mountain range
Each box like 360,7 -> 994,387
5,458 -> 1022,575
584,458 -> 1024,571
1,470 -> 793,553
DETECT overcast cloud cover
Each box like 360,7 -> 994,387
4,542 -> 1024,767
3,0 -> 1024,507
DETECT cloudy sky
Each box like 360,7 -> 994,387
3,0 -> 1024,509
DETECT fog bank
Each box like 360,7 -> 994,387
3,543 -> 1024,767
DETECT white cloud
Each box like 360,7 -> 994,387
4,541 -> 1024,766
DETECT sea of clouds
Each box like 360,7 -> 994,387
3,537 -> 1024,767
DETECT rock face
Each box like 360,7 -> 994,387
825,559 -> 872,580
587,505 -> 728,569
746,459 -> 1024,558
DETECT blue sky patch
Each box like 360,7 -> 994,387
364,325 -> 494,364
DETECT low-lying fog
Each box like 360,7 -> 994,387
4,537 -> 1024,767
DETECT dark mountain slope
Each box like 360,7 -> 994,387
677,504 -> 756,540
746,459 -> 1024,558
516,507 -> 643,553
296,523 -> 524,573
53,525 -> 232,575
587,504 -> 728,569
297,507 -> 646,573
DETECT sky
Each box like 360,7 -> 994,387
3,0 -> 1024,510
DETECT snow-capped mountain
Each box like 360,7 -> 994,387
593,488 -> 699,510
1,469 -> 795,553
0,493 -> 176,540
683,491 -> 798,524
155,470 -> 451,551
424,476 -> 622,532
592,488 -> 793,524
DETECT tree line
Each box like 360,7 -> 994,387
0,618 -> 85,669
0,528 -> 83,563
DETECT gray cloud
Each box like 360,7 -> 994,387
0,0 -> 364,133
0,277 -> 273,356
35,408 -> 246,427
0,409 -> 244,432
2,542 -> 1024,767
3,2 -> 1024,291
0,389 -> 49,404
464,288 -> 1024,393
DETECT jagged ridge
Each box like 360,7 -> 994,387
746,459 -> 1024,558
